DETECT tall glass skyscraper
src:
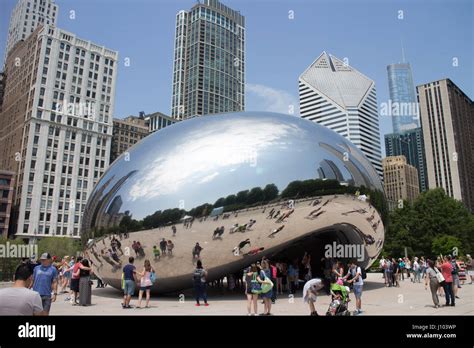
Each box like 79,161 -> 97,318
387,63 -> 419,133
171,0 -> 245,120
384,62 -> 426,192
385,128 -> 427,192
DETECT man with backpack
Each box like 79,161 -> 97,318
344,260 -> 365,315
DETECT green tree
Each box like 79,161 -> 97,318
224,194 -> 237,206
246,187 -> 264,205
37,237 -> 82,258
431,235 -> 461,257
236,190 -> 249,204
262,183 -> 279,201
0,238 -> 27,281
213,197 -> 226,207
385,188 -> 474,257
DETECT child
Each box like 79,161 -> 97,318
152,246 -> 160,260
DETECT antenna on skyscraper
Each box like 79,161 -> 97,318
400,38 -> 406,63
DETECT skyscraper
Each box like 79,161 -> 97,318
382,155 -> 420,210
0,72 -> 5,113
0,25 -> 118,240
417,79 -> 474,213
387,63 -> 419,133
4,0 -> 58,64
110,115 -> 150,163
385,128 -> 427,192
299,51 -> 383,176
145,111 -> 176,133
171,0 -> 245,120
0,170 -> 15,238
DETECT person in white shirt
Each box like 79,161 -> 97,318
0,262 -> 45,315
344,260 -> 364,315
379,256 -> 386,284
413,257 -> 421,283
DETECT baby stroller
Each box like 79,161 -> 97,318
326,283 -> 350,316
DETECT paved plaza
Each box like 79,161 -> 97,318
2,273 -> 471,316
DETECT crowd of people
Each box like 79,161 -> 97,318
380,254 -> 472,308
1,240 -> 472,316
0,252 -> 95,315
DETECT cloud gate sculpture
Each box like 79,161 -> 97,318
81,112 -> 387,294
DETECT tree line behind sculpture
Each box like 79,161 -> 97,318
89,179 -> 387,237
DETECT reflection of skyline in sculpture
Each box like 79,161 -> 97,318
83,170 -> 137,234
319,142 -> 378,190
318,159 -> 345,183
104,195 -> 123,227
81,112 -> 386,294
84,113 -> 383,221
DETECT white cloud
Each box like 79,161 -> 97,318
127,118 -> 300,201
246,83 -> 299,115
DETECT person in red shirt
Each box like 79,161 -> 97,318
440,255 -> 455,306
70,256 -> 91,305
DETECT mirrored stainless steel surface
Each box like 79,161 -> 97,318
82,112 -> 387,294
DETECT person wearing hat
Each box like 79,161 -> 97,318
31,253 -> 58,315
303,277 -> 324,315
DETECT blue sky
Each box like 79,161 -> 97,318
1,0 -> 472,156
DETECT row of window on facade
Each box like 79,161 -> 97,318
22,223 -> 79,236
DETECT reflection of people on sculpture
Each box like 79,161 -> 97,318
309,198 -> 321,206
307,210 -> 326,220
111,237 -> 123,255
111,243 -> 121,258
244,247 -> 265,256
266,208 -> 275,219
102,250 -> 121,271
246,219 -> 256,229
152,246 -> 160,260
268,225 -> 285,238
136,241 -> 145,258
364,235 -> 375,245
172,225 -> 177,236
229,223 -> 239,233
342,208 -> 367,216
306,207 -> 321,218
167,240 -> 174,256
371,219 -> 380,230
131,241 -> 140,257
159,238 -> 167,256
273,210 -> 281,219
192,243 -> 203,261
276,209 -> 294,223
212,226 -> 225,239
233,239 -> 251,254
376,239 -> 383,248
237,224 -> 247,232
109,248 -> 121,264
